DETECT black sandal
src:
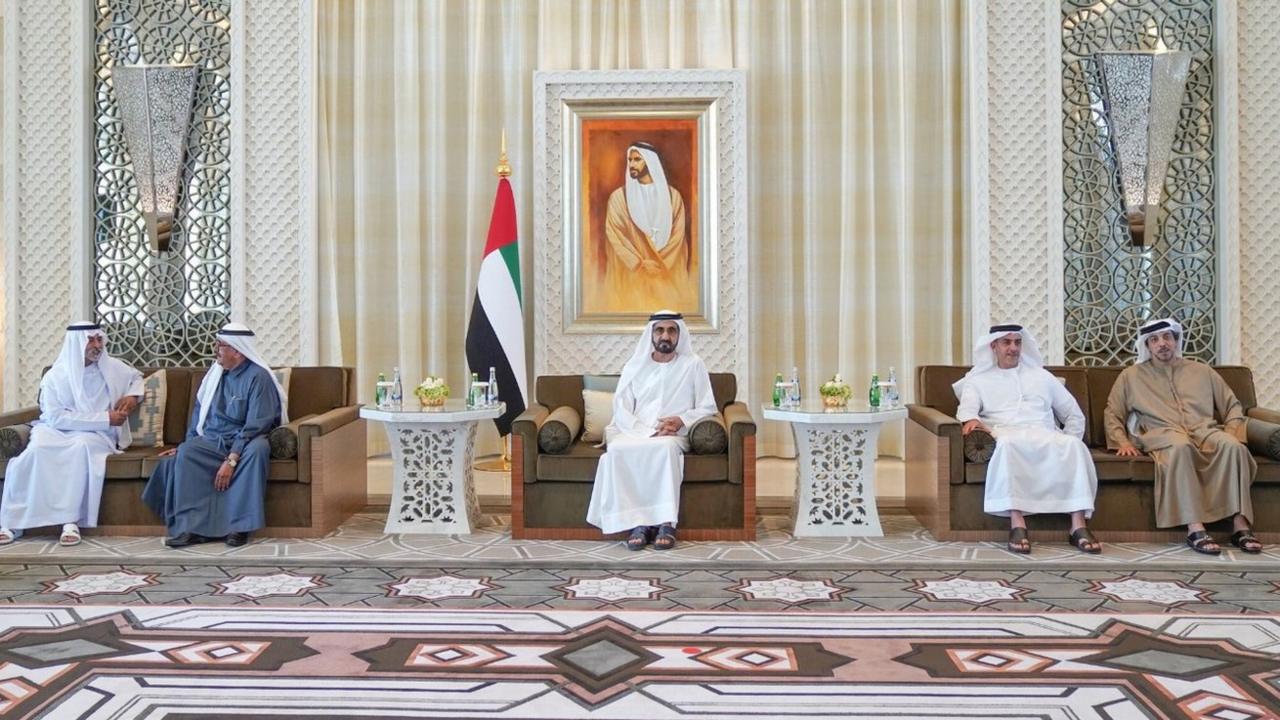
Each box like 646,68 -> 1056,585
1230,529 -> 1263,554
653,524 -> 677,550
1185,530 -> 1221,556
1006,527 -> 1030,554
625,526 -> 651,551
1068,527 -> 1101,554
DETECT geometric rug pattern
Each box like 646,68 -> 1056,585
4,513 -> 1278,568
6,563 -> 1280,614
1,606 -> 1278,717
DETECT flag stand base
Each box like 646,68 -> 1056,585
474,436 -> 512,472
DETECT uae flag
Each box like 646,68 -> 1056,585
465,177 -> 527,435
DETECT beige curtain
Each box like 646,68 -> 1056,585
0,9 -> 6,411
317,0 -> 967,457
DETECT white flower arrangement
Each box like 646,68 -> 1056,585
414,376 -> 450,404
819,374 -> 852,405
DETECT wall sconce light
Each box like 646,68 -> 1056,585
1094,49 -> 1190,247
112,64 -> 198,253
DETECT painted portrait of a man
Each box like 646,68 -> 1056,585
582,118 -> 699,316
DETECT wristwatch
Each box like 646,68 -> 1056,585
226,455 -> 238,468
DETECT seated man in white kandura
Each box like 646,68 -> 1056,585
954,324 -> 1099,555
586,310 -> 717,550
0,321 -> 143,546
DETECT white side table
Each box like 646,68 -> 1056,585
360,402 -> 504,534
761,402 -> 907,537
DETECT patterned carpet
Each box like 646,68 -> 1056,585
3,512 -> 1277,568
4,510 -> 1280,718
2,605 -> 1279,718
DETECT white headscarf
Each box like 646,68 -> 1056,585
1135,317 -> 1184,364
194,323 -> 289,436
615,310 -> 698,399
624,143 -> 674,251
41,321 -> 139,446
952,323 -> 1045,399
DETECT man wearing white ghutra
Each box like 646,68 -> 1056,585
586,311 -> 717,550
0,322 -> 143,546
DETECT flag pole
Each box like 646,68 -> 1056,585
475,129 -> 514,473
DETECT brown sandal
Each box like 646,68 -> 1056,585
1185,530 -> 1221,556
1007,527 -> 1030,554
1067,527 -> 1101,554
1230,529 -> 1263,554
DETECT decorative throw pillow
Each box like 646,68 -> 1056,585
0,424 -> 31,461
963,428 -> 997,463
581,389 -> 615,444
271,367 -> 292,401
583,374 -> 620,394
689,414 -> 728,455
538,406 -> 582,454
268,414 -> 313,460
127,370 -> 168,448
1246,418 -> 1280,461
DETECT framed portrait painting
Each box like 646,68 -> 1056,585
534,69 -> 747,385
536,70 -> 745,338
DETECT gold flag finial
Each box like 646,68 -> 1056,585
496,129 -> 512,178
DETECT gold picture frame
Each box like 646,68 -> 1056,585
533,69 -> 747,384
557,96 -> 722,334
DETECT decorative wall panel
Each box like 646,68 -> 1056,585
93,0 -> 232,367
1238,0 -> 1280,408
241,0 -> 303,365
7,0 -> 77,405
984,1 -> 1055,346
533,70 -> 748,397
1061,0 -> 1217,366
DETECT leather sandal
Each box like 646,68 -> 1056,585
1006,527 -> 1030,554
625,526 -> 651,551
1068,527 -> 1101,554
1185,530 -> 1221,556
653,524 -> 677,550
1230,529 -> 1263,554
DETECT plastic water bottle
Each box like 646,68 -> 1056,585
886,366 -> 899,408
790,366 -> 801,408
869,373 -> 881,408
772,372 -> 784,407
390,367 -> 403,410
487,366 -> 497,407
375,372 -> 387,409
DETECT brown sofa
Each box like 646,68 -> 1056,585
905,364 -> 1280,543
0,366 -> 367,538
510,373 -> 756,540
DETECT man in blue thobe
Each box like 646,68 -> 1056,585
143,323 -> 287,548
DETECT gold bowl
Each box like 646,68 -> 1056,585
418,395 -> 447,408
822,395 -> 849,408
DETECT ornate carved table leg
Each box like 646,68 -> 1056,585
790,422 -> 884,537
382,420 -> 482,534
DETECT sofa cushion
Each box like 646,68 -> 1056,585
127,370 -> 168,448
538,406 -> 581,454
1247,418 -> 1280,460
962,429 -> 995,463
0,424 -> 31,462
689,414 -> 728,455
536,441 -> 727,483
136,451 -> 300,482
536,373 -> 739,419
583,374 -> 619,394
269,414 -> 315,460
581,390 -> 614,443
